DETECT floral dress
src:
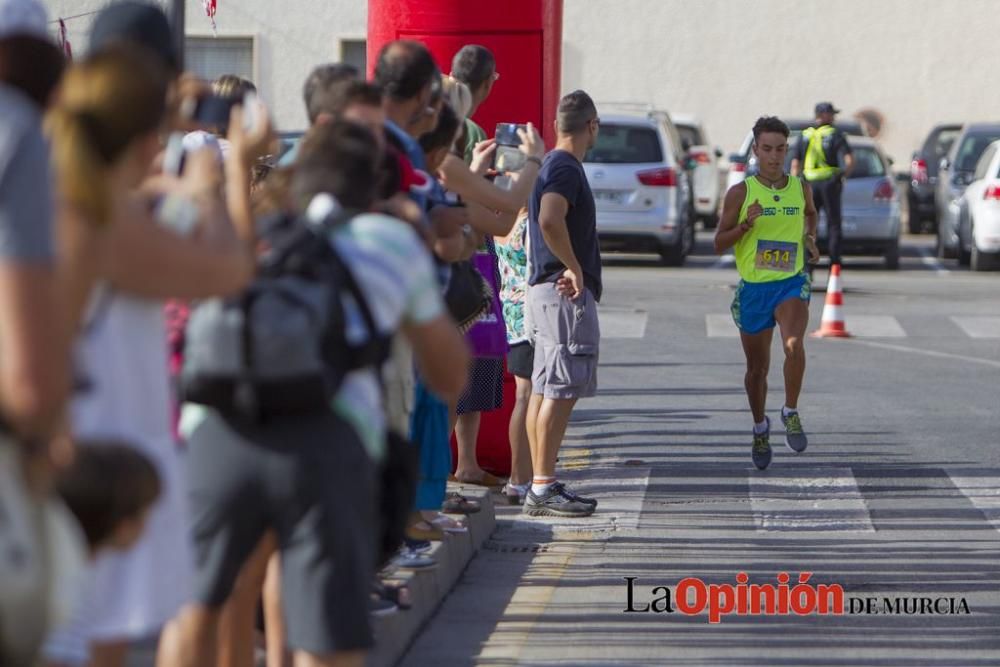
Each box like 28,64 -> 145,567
495,214 -> 528,345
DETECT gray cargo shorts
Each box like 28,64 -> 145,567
527,282 -> 600,400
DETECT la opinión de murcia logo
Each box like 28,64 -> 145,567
623,574 -> 971,623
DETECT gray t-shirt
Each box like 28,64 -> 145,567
0,83 -> 54,263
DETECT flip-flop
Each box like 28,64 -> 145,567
442,492 -> 481,515
429,513 -> 468,533
448,471 -> 506,488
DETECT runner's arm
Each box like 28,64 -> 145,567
713,183 -> 750,254
803,182 -> 818,238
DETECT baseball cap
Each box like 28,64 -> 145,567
0,0 -> 49,41
815,102 -> 841,115
89,1 -> 178,72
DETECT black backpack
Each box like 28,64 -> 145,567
180,196 -> 390,422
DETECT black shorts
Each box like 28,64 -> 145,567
507,341 -> 535,379
185,409 -> 376,655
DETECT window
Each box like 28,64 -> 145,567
586,125 -> 663,164
675,124 -> 704,150
974,145 -> 996,181
956,133 -> 1000,173
340,39 -> 366,75
186,36 -> 254,83
848,147 -> 886,179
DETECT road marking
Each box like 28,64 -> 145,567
840,315 -> 907,338
950,316 -> 1000,339
598,307 -> 648,338
706,313 -> 739,337
749,467 -> 874,532
947,469 -> 1000,532
918,246 -> 951,275
845,338 -> 1000,369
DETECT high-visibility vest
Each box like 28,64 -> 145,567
802,125 -> 841,182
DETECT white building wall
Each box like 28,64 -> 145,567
40,0 -> 1000,162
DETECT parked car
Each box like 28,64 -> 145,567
814,136 -> 901,269
907,123 -> 961,234
672,114 -> 723,228
934,123 -> 1000,258
583,109 -> 695,266
726,119 -> 866,191
955,138 -> 1000,271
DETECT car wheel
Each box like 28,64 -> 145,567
936,226 -> 957,259
701,212 -> 719,230
971,243 -> 1000,271
659,222 -> 691,267
884,241 -> 900,270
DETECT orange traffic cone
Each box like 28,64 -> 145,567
811,264 -> 852,338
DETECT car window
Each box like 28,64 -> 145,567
848,146 -> 886,179
675,124 -> 703,149
925,127 -> 960,161
955,132 -> 1000,172
974,145 -> 997,181
585,124 -> 664,164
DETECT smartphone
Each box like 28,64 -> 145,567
493,122 -> 527,172
191,94 -> 239,128
495,123 -> 526,147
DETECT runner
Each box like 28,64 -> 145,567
714,116 -> 820,470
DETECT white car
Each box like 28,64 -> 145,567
672,114 -> 723,228
957,138 -> 1000,271
583,108 -> 696,266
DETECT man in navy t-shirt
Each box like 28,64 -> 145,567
524,90 -> 602,519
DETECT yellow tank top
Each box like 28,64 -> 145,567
734,175 -> 806,283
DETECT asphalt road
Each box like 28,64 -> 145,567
402,231 -> 1000,667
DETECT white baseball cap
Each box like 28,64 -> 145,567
0,0 -> 49,41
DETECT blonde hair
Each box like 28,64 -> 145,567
441,75 -> 472,123
47,46 -> 168,225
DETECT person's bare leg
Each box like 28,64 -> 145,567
774,298 -> 809,410
739,329 -> 773,423
217,532 -> 276,667
293,650 -> 365,667
454,411 -> 486,481
525,392 -> 544,478
89,641 -> 128,667
264,552 -> 292,667
156,605 -> 222,667
508,377 -> 533,486
534,397 -> 578,479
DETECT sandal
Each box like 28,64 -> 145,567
448,471 -> 506,488
442,492 -> 481,515
427,513 -> 468,533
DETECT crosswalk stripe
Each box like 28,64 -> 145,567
749,467 -> 875,532
950,316 -> 1000,339
840,315 -> 907,338
946,469 -> 1000,532
706,314 -> 908,338
705,313 -> 739,337
598,307 -> 648,339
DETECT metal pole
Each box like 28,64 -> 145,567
171,0 -> 185,70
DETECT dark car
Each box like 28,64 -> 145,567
934,123 -> 1000,258
907,124 -> 961,234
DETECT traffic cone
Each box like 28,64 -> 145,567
811,264 -> 852,338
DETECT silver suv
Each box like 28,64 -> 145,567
583,108 -> 695,266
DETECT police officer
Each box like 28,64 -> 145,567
791,102 -> 854,271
